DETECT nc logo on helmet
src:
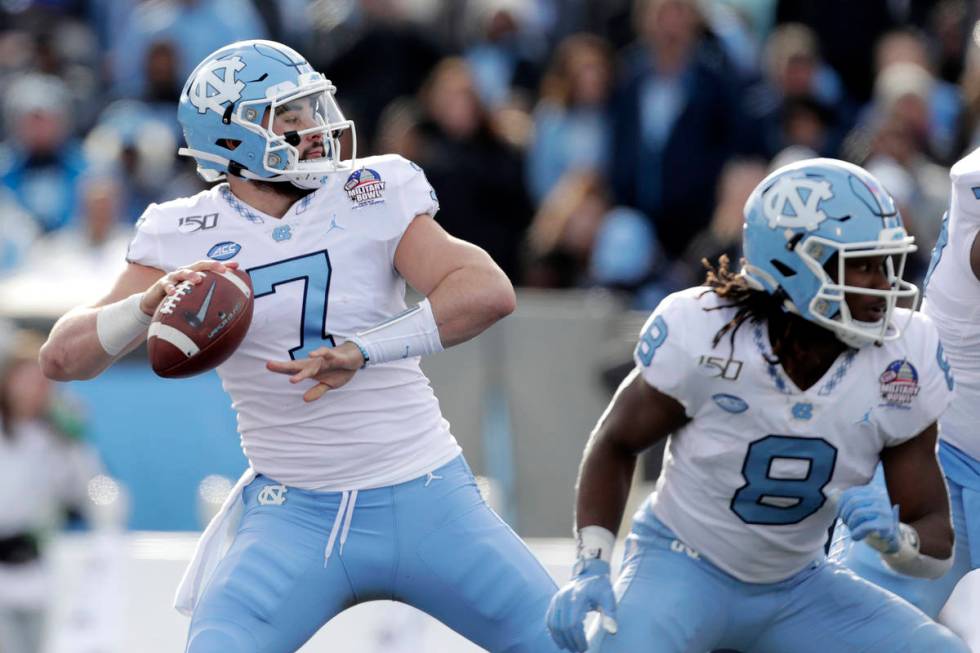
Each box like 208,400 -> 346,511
763,176 -> 833,231
189,56 -> 246,115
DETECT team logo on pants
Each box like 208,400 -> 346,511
258,484 -> 287,506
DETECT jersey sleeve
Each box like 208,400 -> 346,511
632,290 -> 710,416
391,157 -> 440,227
949,147 -> 980,222
878,314 -> 955,447
125,203 -> 170,271
374,155 -> 440,264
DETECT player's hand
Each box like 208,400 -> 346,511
266,342 -> 365,402
835,484 -> 901,554
546,558 -> 618,652
140,261 -> 240,316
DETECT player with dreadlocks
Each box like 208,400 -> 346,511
546,158 -> 967,653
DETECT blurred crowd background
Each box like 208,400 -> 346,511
1,0 -> 979,649
2,0 -> 979,558
0,0 -> 976,305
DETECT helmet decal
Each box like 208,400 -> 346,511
762,175 -> 833,231
187,56 -> 246,115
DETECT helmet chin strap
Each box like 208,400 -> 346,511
832,320 -> 881,349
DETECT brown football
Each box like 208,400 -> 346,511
147,268 -> 254,378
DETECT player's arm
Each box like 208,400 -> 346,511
881,422 -> 954,560
39,261 -> 235,381
837,421 -> 954,579
576,368 -> 689,535
393,213 -> 515,346
547,368 -> 688,652
268,214 -> 515,402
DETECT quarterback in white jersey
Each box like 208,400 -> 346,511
841,146 -> 980,651
547,159 -> 967,652
40,40 -> 563,653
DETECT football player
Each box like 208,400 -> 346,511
839,148 -> 980,651
39,40 -> 562,653
546,159 -> 968,652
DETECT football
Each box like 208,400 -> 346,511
147,268 -> 254,378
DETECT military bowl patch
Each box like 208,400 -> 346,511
344,167 -> 386,208
879,359 -> 919,407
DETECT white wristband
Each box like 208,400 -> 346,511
877,523 -> 954,579
349,298 -> 443,366
576,525 -> 615,563
96,293 -> 152,356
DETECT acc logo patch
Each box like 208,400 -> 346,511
879,359 -> 919,407
188,56 -> 246,115
712,393 -> 748,414
344,168 -> 386,208
763,175 -> 833,231
207,241 -> 241,260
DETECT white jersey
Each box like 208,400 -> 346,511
127,155 -> 460,490
922,147 -> 980,461
633,287 -> 952,583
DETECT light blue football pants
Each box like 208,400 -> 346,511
185,455 -> 562,653
840,441 -> 980,618
589,513 -> 967,653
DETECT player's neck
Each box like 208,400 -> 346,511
225,177 -> 313,219
768,314 -> 848,391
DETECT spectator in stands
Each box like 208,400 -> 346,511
874,29 -> 963,164
0,189 -> 38,277
415,57 -> 533,282
523,171 -> 614,289
82,100 -> 185,223
140,39 -> 184,135
0,330 -> 101,653
525,33 -> 614,204
836,60 -> 950,284
608,0 -> 740,263
109,0 -> 267,99
0,73 -> 87,233
677,157 -> 768,286
462,0 -> 545,111
374,98 -> 424,161
26,175 -> 132,278
316,0 -> 445,152
739,22 -> 846,159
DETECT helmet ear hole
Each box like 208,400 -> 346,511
771,259 -> 796,277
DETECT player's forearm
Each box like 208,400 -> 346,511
575,432 -> 637,535
908,511 -> 955,560
426,263 -> 516,348
40,301 -> 147,381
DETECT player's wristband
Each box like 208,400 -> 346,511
348,298 -> 443,367
96,293 -> 152,356
576,525 -> 615,564
876,523 -> 954,579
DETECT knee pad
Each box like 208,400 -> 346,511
185,621 -> 257,653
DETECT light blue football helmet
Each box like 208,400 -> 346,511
742,158 -> 918,348
177,40 -> 356,189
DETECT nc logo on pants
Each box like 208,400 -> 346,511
258,484 -> 287,506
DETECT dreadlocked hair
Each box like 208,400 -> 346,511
700,254 -> 790,363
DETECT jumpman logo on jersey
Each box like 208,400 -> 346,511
325,214 -> 345,235
855,408 -> 873,425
